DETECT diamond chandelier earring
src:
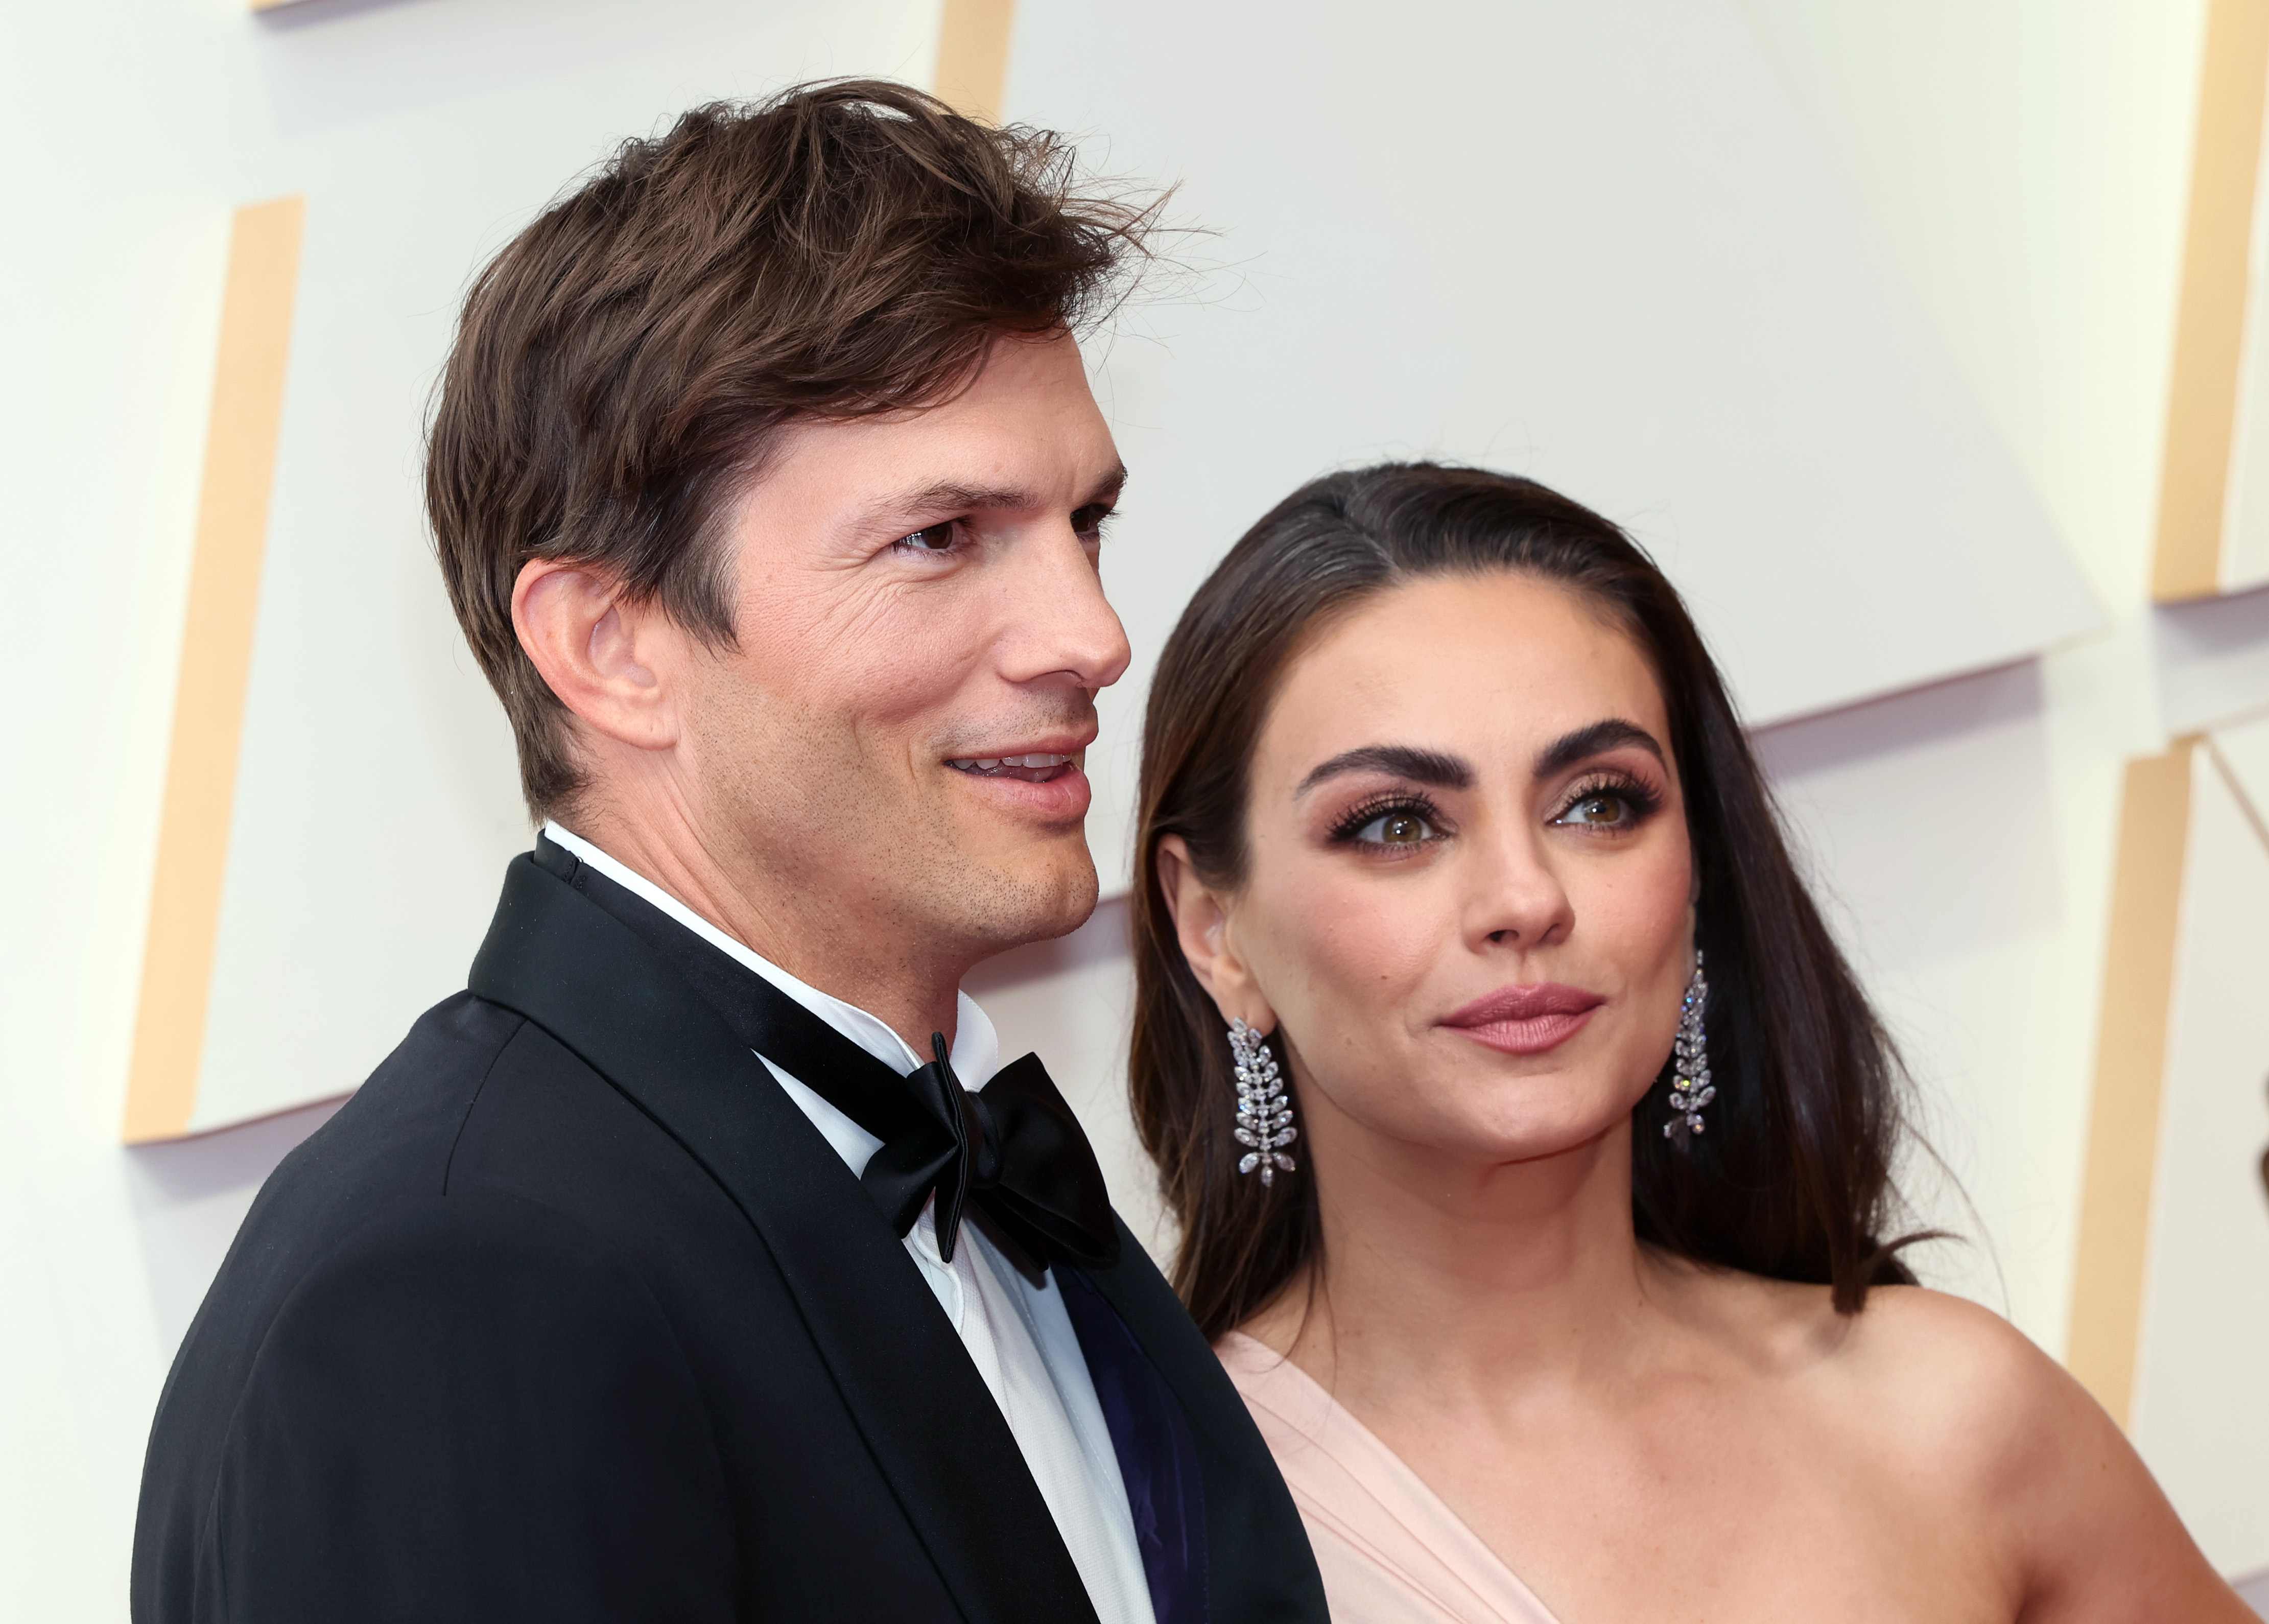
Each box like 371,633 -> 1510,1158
1664,951 -> 1715,1145
1228,1017 -> 1298,1186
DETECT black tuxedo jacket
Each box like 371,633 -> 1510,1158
131,841 -> 1327,1624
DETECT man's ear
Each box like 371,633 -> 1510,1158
512,558 -> 680,751
1155,835 -> 1277,1036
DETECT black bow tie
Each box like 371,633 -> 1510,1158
724,988 -> 1119,1279
862,1033 -> 1120,1277
527,836 -> 1119,1279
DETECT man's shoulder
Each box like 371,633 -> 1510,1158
247,992 -> 530,1236
235,986 -> 707,1289
205,983 -> 770,1378
172,995 -> 534,1359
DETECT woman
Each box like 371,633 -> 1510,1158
1129,463 -> 2246,1621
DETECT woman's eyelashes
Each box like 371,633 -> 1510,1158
1327,792 -> 1451,854
1548,770 -> 1663,832
1321,769 -> 1662,854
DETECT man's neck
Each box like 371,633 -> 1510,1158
547,808 -> 965,1054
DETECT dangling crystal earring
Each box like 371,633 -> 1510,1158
1664,951 -> 1714,1144
1228,1017 -> 1298,1186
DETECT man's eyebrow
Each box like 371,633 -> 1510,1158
1083,463 -> 1129,507
1533,719 -> 1666,779
872,482 -> 1033,523
864,463 -> 1128,529
1296,745 -> 1474,797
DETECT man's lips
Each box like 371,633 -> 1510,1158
1438,982 -> 1606,1057
944,737 -> 1090,784
941,740 -> 1093,822
944,750 -> 1078,783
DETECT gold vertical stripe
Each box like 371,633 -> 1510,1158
2068,740 -> 2196,1423
2154,0 -> 2269,602
122,197 -> 306,1145
935,0 -> 1019,125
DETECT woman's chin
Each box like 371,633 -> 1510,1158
1407,1098 -> 1640,1170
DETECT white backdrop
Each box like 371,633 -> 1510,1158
2130,732 -> 2269,1575
5,0 -> 2266,1614
172,0 -> 2097,1135
1008,0 -> 2099,890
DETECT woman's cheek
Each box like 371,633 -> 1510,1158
1297,868 -> 1426,985
1579,842 -> 1691,955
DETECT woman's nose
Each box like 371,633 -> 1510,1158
1471,833 -> 1576,950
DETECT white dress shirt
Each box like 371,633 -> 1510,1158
543,823 -> 1155,1624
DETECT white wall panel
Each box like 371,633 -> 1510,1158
2129,739 -> 2269,1576
1004,0 -> 2100,890
88,0 -> 948,1134
2157,581 -> 2269,734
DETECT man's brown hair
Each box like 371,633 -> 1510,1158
427,79 -> 1153,817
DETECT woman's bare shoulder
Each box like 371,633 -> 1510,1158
1808,1285 -> 2247,1619
1658,1262 -> 2042,1392
1767,1284 -> 2129,1511
1832,1284 -> 2064,1424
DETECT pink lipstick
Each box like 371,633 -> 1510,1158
1438,982 -> 1605,1056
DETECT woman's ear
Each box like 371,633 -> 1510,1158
1155,835 -> 1277,1034
512,558 -> 681,751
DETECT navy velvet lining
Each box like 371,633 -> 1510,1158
1058,1265 -> 1210,1624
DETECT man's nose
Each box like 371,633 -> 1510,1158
998,522 -> 1132,692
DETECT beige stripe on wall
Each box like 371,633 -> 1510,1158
2153,0 -> 2269,602
2067,740 -> 2196,1424
935,0 -> 1019,125
122,197 -> 306,1145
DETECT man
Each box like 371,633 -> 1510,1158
132,82 -> 1326,1624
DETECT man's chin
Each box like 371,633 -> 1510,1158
956,841 -> 1100,954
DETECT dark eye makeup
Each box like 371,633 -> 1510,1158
1326,791 -> 1450,850
1321,765 -> 1665,854
1548,769 -> 1664,830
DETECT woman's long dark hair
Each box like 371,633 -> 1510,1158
1130,463 -> 1928,1339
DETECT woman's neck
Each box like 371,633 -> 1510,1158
1246,1107 -> 1666,1415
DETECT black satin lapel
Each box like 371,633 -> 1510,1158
1081,1220 -> 1330,1624
532,835 -> 924,1139
470,854 -> 1099,1624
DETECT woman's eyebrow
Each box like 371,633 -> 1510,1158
1533,719 -> 1666,780
1296,745 -> 1474,797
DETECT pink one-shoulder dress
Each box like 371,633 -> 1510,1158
1218,1332 -> 1566,1624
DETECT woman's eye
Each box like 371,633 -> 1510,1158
897,521 -> 957,552
1557,793 -> 1629,827
1356,811 -> 1435,846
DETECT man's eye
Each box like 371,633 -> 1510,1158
1356,811 -> 1434,846
897,522 -> 957,552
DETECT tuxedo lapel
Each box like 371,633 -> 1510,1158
468,853 -> 1099,1624
1080,1230 -> 1332,1624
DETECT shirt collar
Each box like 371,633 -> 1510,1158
540,819 -> 1000,1085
